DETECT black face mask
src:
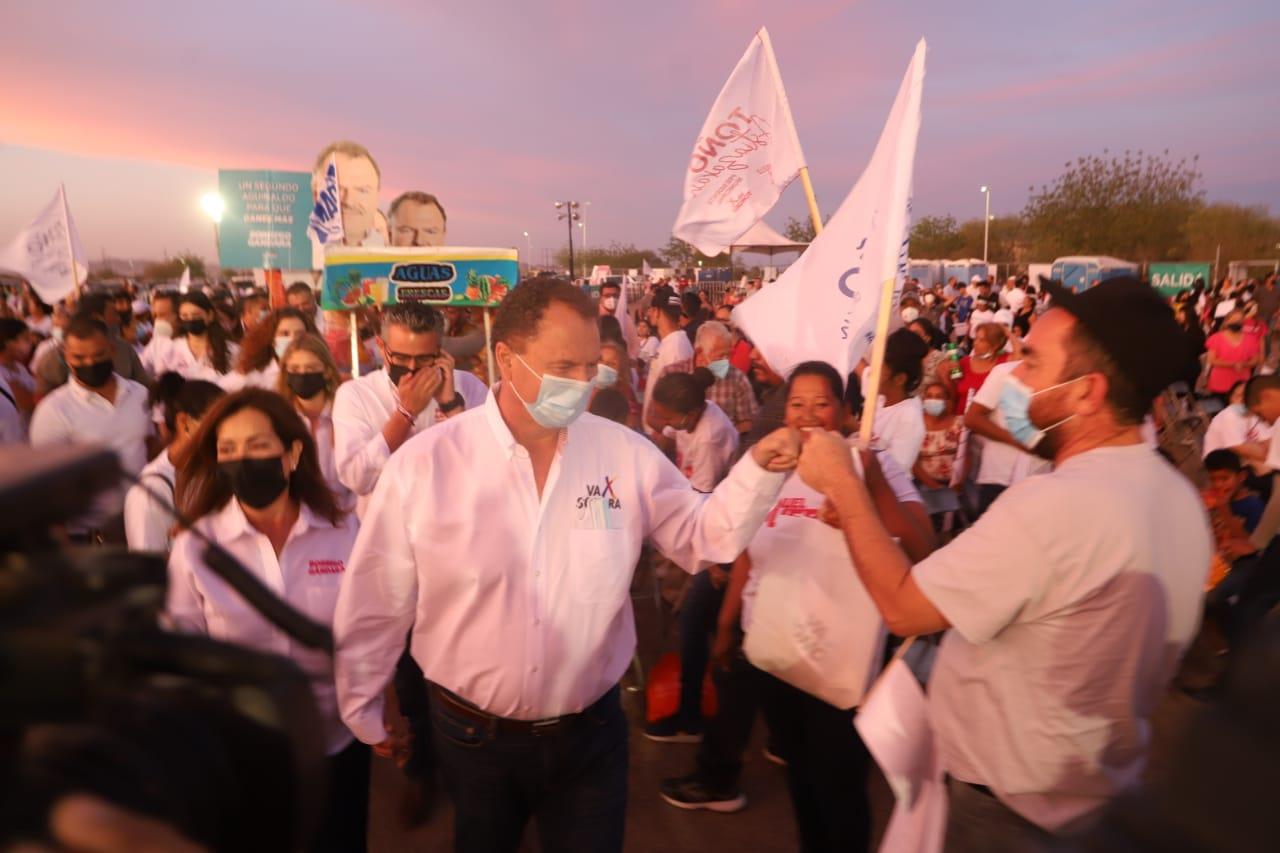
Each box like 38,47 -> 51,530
286,371 -> 328,400
218,456 -> 289,510
73,359 -> 114,388
182,318 -> 208,336
1226,323 -> 1244,332
387,364 -> 414,386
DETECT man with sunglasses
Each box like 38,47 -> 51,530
333,301 -> 487,518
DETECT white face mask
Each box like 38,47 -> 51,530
900,306 -> 920,323
602,296 -> 618,311
152,319 -> 173,339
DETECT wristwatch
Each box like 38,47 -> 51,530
439,392 -> 465,414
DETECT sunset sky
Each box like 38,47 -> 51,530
2,0 -> 1276,263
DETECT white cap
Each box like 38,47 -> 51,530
970,274 -> 982,284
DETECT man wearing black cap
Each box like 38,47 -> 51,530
643,285 -> 694,435
794,278 -> 1212,850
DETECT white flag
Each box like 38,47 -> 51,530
614,272 -> 639,358
178,265 -> 191,292
733,40 -> 926,380
0,185 -> 88,305
309,155 -> 344,246
642,257 -> 653,278
672,27 -> 807,257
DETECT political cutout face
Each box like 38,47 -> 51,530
313,152 -> 380,246
391,200 -> 447,248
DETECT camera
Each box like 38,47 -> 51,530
0,446 -> 329,851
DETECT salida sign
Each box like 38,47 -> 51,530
1150,263 -> 1210,298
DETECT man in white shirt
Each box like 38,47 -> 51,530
796,278 -> 1210,850
1001,277 -> 1027,314
334,278 -> 799,851
333,302 -> 487,516
30,316 -> 152,542
643,286 -> 694,434
964,360 -> 1053,514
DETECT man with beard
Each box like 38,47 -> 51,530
312,140 -> 386,249
795,278 -> 1211,851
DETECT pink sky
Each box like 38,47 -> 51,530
2,0 -> 1276,263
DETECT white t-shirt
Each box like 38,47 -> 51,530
969,309 -> 996,332
1214,298 -> 1237,319
915,443 -> 1210,831
150,336 -> 240,382
872,395 -> 926,472
992,308 -> 1014,328
125,448 -> 177,553
643,330 -> 694,432
674,401 -> 739,492
1204,405 -> 1272,458
971,361 -> 1052,487
1003,288 -> 1027,314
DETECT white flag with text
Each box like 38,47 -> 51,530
0,185 -> 87,305
733,40 -> 926,379
672,27 -> 807,257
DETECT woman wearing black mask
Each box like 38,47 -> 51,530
155,292 -> 237,381
168,388 -> 367,852
278,333 -> 353,511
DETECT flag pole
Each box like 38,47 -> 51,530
758,28 -> 822,237
350,311 -> 360,378
799,168 -> 823,236
483,308 -> 495,386
59,184 -> 80,297
857,274 -> 899,447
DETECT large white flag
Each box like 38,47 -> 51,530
0,185 -> 88,305
672,27 -> 807,257
733,40 -> 926,380
178,265 -> 191,292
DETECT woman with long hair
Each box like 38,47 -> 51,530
153,292 -> 238,382
938,322 -> 1008,414
594,339 -> 642,430
167,389 -> 367,852
277,333 -> 353,510
220,307 -> 315,392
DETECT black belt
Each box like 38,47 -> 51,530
428,683 -> 618,739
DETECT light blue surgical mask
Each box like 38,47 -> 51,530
510,351 -> 595,428
596,364 -> 619,388
274,336 -> 293,359
708,359 -> 730,380
1230,403 -> 1247,418
998,374 -> 1085,449
922,398 -> 948,417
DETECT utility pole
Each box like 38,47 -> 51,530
554,201 -> 581,279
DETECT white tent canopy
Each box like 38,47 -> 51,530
729,220 -> 809,257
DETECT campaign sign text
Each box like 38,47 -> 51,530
322,247 -> 520,310
218,169 -> 314,270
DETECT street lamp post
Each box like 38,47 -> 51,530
554,201 -> 581,278
522,230 -> 533,260
200,192 -> 225,277
578,221 -> 587,272
980,185 -> 991,264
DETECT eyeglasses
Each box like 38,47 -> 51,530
384,350 -> 441,368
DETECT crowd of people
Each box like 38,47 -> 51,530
1,258 -> 1275,852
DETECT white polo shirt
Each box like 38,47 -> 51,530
332,367 -> 488,514
30,374 -> 151,528
333,390 -> 786,744
914,443 -> 1210,830
149,336 -> 239,382
124,448 -> 177,553
971,361 -> 1052,487
1201,404 -> 1272,459
675,401 -> 739,492
167,499 -> 359,755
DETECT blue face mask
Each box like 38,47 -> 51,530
1230,403 -> 1247,417
997,374 -> 1085,449
596,364 -> 619,388
922,398 -> 948,417
708,359 -> 730,380
510,351 -> 596,429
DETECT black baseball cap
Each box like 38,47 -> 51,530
1043,277 -> 1186,403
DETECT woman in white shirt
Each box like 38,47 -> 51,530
124,377 -> 225,553
705,361 -> 932,850
220,308 -> 315,393
278,333 -> 355,512
635,318 -> 660,370
160,292 -> 238,382
867,328 -> 929,472
167,388 -> 367,851
646,369 -> 739,492
1203,379 -> 1272,473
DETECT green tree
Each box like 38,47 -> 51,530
782,214 -> 831,244
1184,203 -> 1280,263
554,242 -> 667,276
909,215 -> 964,258
955,215 -> 1026,264
1021,149 -> 1202,262
661,237 -> 698,269
142,253 -> 206,283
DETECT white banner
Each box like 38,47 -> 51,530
671,27 -> 806,257
733,40 -> 926,380
0,185 -> 87,305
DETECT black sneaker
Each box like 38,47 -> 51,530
643,715 -> 704,743
659,773 -> 747,813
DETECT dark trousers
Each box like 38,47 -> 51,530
677,570 -> 725,722
757,669 -> 872,853
312,739 -> 371,853
430,686 -> 628,853
976,483 -> 1006,518
695,642 -> 765,790
393,650 -> 437,779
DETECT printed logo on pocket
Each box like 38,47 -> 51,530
575,476 -> 621,511
308,559 -> 346,575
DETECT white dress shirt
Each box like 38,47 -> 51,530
219,362 -> 280,393
296,401 -> 355,512
675,401 -> 739,492
333,391 -> 786,743
167,499 -> 359,755
30,375 -> 151,529
125,448 -> 177,552
149,336 -> 239,382
332,367 -> 488,513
